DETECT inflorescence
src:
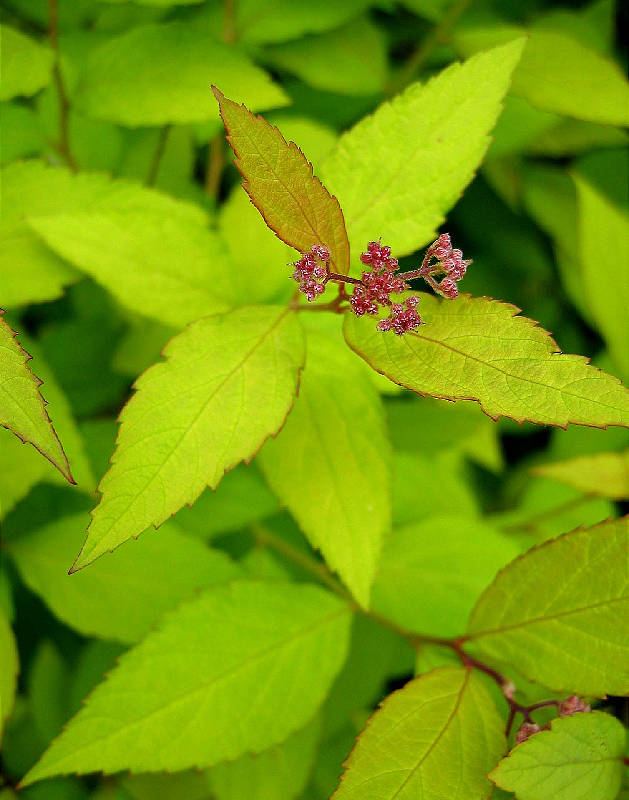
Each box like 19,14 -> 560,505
289,233 -> 471,335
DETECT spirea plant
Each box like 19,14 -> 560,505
2,5 -> 629,799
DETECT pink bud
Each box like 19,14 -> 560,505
439,278 -> 458,299
515,722 -> 541,744
558,696 -> 591,717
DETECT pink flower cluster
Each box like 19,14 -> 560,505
425,233 -> 472,299
350,242 -> 421,334
291,244 -> 330,301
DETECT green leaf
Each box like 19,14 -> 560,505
75,22 -> 288,126
576,176 -> 629,378
455,27 -> 629,125
214,87 -> 350,275
265,16 -> 388,97
208,716 -> 321,800
231,0 -> 371,45
29,210 -> 233,328
527,118 -> 628,158
490,711 -> 626,800
22,580 -> 352,783
0,160 -> 207,308
464,516 -> 629,695
0,313 -> 73,484
0,610 -> 18,739
258,327 -> 391,607
28,641 -> 71,744
0,432 -> 50,520
320,39 -> 525,259
344,293 -> 629,429
332,666 -> 506,799
534,450 -> 629,500
0,25 -> 53,100
372,515 -> 521,637
7,513 -> 242,643
0,103 -> 45,165
73,306 -> 305,571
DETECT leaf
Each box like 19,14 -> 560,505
232,0 -> 371,45
28,641 -> 72,744
0,313 -> 73,484
0,160 -> 207,308
344,293 -> 629,429
7,513 -> 242,643
75,21 -> 288,126
320,39 -> 525,259
265,16 -> 388,97
258,327 -> 391,607
0,610 -> 18,740
533,451 -> 629,500
208,716 -> 321,800
0,432 -> 50,520
29,210 -> 233,328
21,580 -> 352,783
490,711 -> 626,800
332,666 -> 506,799
372,515 -> 521,637
576,176 -> 629,378
214,87 -> 350,275
73,306 -> 305,572
0,25 -> 53,101
464,516 -> 629,695
0,102 -> 45,165
455,27 -> 629,125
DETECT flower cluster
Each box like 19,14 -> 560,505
514,695 -> 591,744
291,244 -> 330,301
350,241 -> 421,334
420,233 -> 472,299
377,296 -> 422,335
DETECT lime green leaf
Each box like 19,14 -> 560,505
0,432 -> 50,520
533,450 -> 629,500
344,293 -> 629,428
464,516 -> 629,695
490,712 -> 626,800
0,610 -> 18,739
73,306 -> 305,571
208,716 -> 321,800
259,329 -> 391,607
0,313 -> 73,484
265,16 -> 388,97
232,0 -> 371,45
0,160 -> 207,308
22,580 -> 352,783
527,118 -> 628,157
321,39 -> 525,259
7,513 -> 241,643
0,25 -> 53,100
576,177 -> 629,378
214,87 -> 350,275
75,22 -> 288,126
372,515 -> 521,637
29,211 -> 233,328
333,667 -> 506,799
455,28 -> 629,125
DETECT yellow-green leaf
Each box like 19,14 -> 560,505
333,667 -> 506,799
0,313 -> 73,484
214,87 -> 350,275
22,580 -> 352,783
464,516 -> 629,695
344,293 -> 629,429
321,39 -> 525,260
0,25 -> 53,101
73,306 -> 305,571
533,450 -> 629,500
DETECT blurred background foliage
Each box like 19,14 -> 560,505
1,0 -> 628,797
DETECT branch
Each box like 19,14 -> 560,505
48,0 -> 76,171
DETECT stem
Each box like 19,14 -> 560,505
146,125 -> 171,187
328,272 -> 362,285
386,0 -> 472,97
500,495 -> 591,534
48,0 -> 76,171
205,0 -> 236,195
